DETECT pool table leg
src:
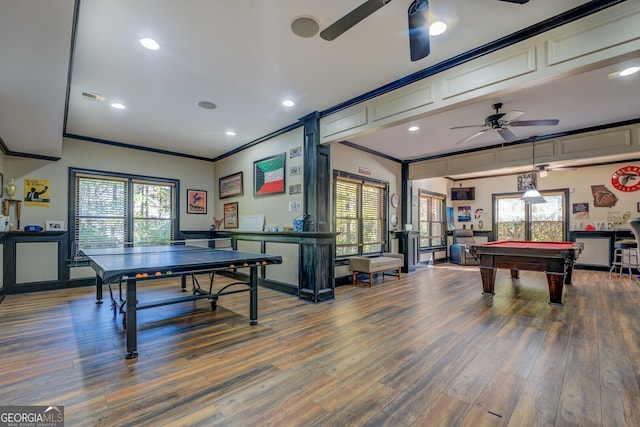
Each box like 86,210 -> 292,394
480,266 -> 497,295
564,261 -> 574,284
546,272 -> 564,305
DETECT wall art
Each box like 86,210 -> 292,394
219,172 -> 243,199
187,189 -> 207,214
254,153 -> 286,196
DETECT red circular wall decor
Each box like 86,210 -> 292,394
611,165 -> 640,192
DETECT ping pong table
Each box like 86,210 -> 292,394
81,245 -> 282,359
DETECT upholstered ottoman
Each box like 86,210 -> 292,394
348,253 -> 404,287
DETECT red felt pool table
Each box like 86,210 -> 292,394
469,241 -> 584,305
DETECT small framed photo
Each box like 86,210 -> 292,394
45,220 -> 64,231
219,172 -> 243,199
187,189 -> 207,214
289,184 -> 302,194
289,146 -> 302,158
224,202 -> 238,229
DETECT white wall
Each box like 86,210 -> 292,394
410,177 -> 449,228
331,142 -> 402,230
212,127 -> 304,231
3,138 -> 215,231
447,160 -> 640,232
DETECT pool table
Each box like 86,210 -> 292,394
469,241 -> 584,305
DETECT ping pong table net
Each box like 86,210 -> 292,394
69,238 -> 231,266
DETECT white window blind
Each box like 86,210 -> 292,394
72,170 -> 176,254
75,175 -> 128,249
335,174 -> 387,257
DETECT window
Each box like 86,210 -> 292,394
418,190 -> 446,248
494,189 -> 568,241
334,171 -> 388,257
70,169 -> 177,254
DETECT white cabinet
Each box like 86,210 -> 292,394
574,237 -> 610,267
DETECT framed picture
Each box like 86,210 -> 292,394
572,202 -> 589,219
254,153 -> 286,196
187,189 -> 207,214
457,206 -> 471,222
517,173 -> 536,191
219,172 -> 243,199
637,202 -> 640,213
289,184 -> 302,194
45,220 -> 64,231
224,202 -> 238,229
289,146 -> 302,158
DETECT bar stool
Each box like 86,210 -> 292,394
609,239 -> 640,278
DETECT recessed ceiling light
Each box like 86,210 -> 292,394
619,66 -> 640,76
282,99 -> 295,107
110,102 -> 126,109
429,21 -> 447,36
409,126 -> 420,132
140,37 -> 159,50
198,101 -> 217,109
225,131 -> 236,136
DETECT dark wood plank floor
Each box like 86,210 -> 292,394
1,264 -> 639,426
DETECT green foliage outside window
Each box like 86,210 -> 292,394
495,191 -> 566,241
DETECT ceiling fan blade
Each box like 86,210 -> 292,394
450,124 -> 485,130
509,119 -> 559,127
500,110 -> 524,123
549,166 -> 577,172
320,0 -> 391,41
408,0 -> 430,61
497,127 -> 518,142
456,129 -> 488,145
498,0 -> 529,4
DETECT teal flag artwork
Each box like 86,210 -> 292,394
255,154 -> 285,195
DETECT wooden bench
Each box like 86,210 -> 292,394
348,253 -> 404,287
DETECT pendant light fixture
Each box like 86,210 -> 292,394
521,137 -> 546,204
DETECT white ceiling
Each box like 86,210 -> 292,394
1,1 -> 638,169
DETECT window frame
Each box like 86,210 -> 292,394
68,168 -> 179,258
492,188 -> 569,241
417,189 -> 447,249
333,170 -> 389,259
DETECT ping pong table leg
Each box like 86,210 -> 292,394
125,277 -> 138,359
249,266 -> 258,325
96,276 -> 103,304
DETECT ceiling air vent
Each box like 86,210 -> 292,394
81,91 -> 104,102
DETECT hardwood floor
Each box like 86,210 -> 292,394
1,264 -> 639,426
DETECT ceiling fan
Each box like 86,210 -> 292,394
319,0 -> 530,62
534,163 -> 577,177
451,102 -> 559,144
